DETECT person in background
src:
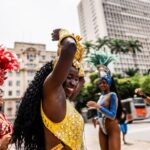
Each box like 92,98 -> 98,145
119,108 -> 128,144
135,88 -> 150,105
87,66 -> 121,150
0,46 -> 19,150
0,89 -> 13,150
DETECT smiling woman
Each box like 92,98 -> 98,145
11,29 -> 85,150
87,65 -> 122,150
63,67 -> 80,98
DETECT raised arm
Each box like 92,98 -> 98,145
135,88 -> 150,105
44,29 -> 77,94
99,93 -> 118,120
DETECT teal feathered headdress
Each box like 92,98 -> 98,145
86,50 -> 117,85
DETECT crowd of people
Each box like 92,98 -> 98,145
0,29 -> 149,150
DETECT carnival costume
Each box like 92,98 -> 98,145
41,29 -> 85,150
96,65 -> 118,135
0,46 -> 19,141
86,51 -> 118,135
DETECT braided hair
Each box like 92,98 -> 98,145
11,61 -> 53,150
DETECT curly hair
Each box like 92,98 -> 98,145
11,61 -> 53,150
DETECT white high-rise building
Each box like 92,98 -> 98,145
2,42 -> 56,122
78,0 -> 150,75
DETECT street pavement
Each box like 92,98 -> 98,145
84,119 -> 150,150
8,119 -> 150,150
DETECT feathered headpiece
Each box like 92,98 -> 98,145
54,29 -> 85,77
86,51 -> 117,85
0,46 -> 20,86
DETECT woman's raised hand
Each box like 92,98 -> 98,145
51,29 -> 61,41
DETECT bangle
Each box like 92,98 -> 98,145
51,143 -> 64,150
58,29 -> 76,45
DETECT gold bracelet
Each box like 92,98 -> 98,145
58,29 -> 76,46
51,143 -> 64,150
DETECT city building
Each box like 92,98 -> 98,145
3,42 -> 56,122
78,0 -> 150,75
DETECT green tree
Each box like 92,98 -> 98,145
141,75 -> 150,96
75,72 -> 100,112
83,40 -> 94,54
107,39 -> 125,54
112,73 -> 122,79
95,36 -> 109,50
124,68 -> 139,77
125,39 -> 142,68
115,79 -> 140,99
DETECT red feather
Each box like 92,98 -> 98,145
0,46 -> 20,85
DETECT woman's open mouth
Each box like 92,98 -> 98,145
66,87 -> 75,93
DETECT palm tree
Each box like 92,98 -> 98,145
124,68 -> 139,77
83,40 -> 94,54
125,38 -> 143,69
148,69 -> 150,74
95,36 -> 109,51
107,39 -> 125,54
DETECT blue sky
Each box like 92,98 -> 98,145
0,0 -> 80,51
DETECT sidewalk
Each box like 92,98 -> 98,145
122,139 -> 150,150
84,123 -> 150,150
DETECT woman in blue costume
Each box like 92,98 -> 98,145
87,65 -> 121,150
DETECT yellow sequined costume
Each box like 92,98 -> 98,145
41,100 -> 84,150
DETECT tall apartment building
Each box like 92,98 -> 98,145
2,42 -> 56,122
78,0 -> 150,74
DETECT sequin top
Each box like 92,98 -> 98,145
41,100 -> 84,150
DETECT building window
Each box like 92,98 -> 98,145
16,81 -> 20,86
8,81 -> 13,86
27,54 -> 36,61
17,54 -> 20,58
16,101 -> 20,115
42,55 -> 45,59
16,90 -> 20,96
16,72 -> 20,77
7,107 -> 13,116
27,70 -> 35,76
26,64 -> 36,69
8,91 -> 12,96
28,80 -> 31,84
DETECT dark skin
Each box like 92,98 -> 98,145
87,80 -> 120,150
70,77 -> 85,101
42,29 -> 81,150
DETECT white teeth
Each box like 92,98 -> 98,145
67,88 -> 74,92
